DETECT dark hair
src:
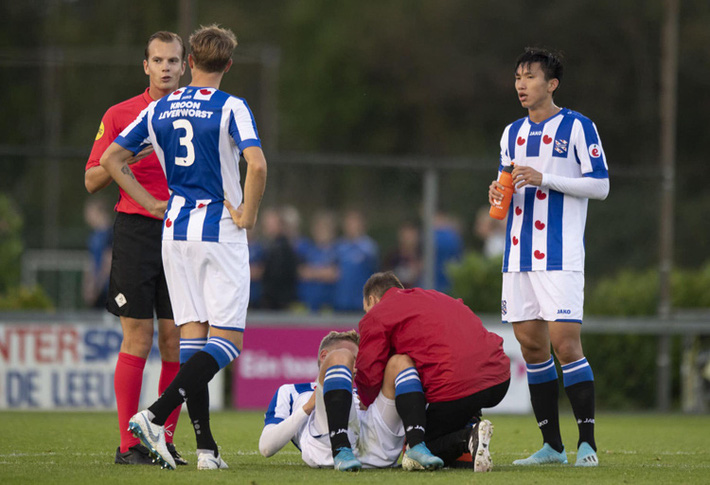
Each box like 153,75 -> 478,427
145,31 -> 186,62
363,271 -> 404,300
515,47 -> 564,94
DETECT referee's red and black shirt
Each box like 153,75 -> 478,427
86,88 -> 169,219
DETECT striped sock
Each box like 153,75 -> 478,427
323,365 -> 353,393
562,357 -> 596,450
561,357 -> 594,386
394,367 -> 426,447
526,356 -> 558,384
395,367 -> 424,396
323,365 -> 353,454
180,338 -> 208,364
526,357 -> 563,452
201,337 -> 240,370
146,336 -> 240,426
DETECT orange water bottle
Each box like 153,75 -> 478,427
489,165 -> 514,220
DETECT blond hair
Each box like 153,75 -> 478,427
189,24 -> 237,73
318,330 -> 359,354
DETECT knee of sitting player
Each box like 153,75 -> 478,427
322,347 -> 355,370
385,354 -> 415,374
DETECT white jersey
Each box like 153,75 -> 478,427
263,382 -> 316,451
262,382 -> 404,468
115,87 -> 261,244
498,108 -> 609,273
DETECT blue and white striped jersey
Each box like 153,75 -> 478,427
498,109 -> 609,273
115,86 -> 261,243
264,382 -> 316,450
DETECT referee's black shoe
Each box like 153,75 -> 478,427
167,442 -> 188,466
114,444 -> 159,465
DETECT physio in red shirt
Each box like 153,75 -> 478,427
355,271 -> 511,466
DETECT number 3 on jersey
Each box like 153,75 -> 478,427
173,119 -> 195,166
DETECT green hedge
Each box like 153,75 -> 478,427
0,286 -> 53,310
586,263 -> 710,315
0,194 -> 53,311
448,252 -> 502,314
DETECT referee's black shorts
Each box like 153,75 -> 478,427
106,212 -> 173,320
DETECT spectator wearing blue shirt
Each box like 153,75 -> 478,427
82,198 -> 113,308
247,227 -> 265,307
334,210 -> 378,311
281,204 -> 310,257
434,212 -> 463,294
298,211 -> 339,311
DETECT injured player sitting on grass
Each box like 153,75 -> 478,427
258,330 -> 488,472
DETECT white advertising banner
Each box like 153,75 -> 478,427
484,325 -> 531,414
0,321 -> 223,410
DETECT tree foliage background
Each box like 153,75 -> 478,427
0,0 -> 709,287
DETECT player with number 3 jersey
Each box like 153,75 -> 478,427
101,25 -> 267,470
117,87 -> 260,244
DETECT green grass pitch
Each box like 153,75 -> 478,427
1,411 -> 708,484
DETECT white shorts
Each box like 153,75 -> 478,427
162,240 -> 250,330
501,270 -> 584,323
300,387 -> 405,469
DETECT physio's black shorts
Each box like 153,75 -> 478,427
424,379 -> 511,442
106,212 -> 173,320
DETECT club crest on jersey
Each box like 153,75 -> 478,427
554,139 -> 568,154
167,89 -> 184,101
194,88 -> 216,101
588,144 -> 602,158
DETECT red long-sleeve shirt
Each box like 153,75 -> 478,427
355,287 -> 510,407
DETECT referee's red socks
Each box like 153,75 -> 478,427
115,352 -> 146,453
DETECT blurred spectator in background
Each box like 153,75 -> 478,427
474,207 -> 506,259
434,212 -> 463,293
334,210 -> 379,312
281,205 -> 310,255
260,207 -> 298,310
247,227 -> 265,308
383,220 -> 422,288
298,211 -> 339,311
82,197 -> 113,308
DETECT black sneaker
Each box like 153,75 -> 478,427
167,442 -> 188,466
114,444 -> 159,465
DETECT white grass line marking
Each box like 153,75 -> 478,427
0,449 -> 302,459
